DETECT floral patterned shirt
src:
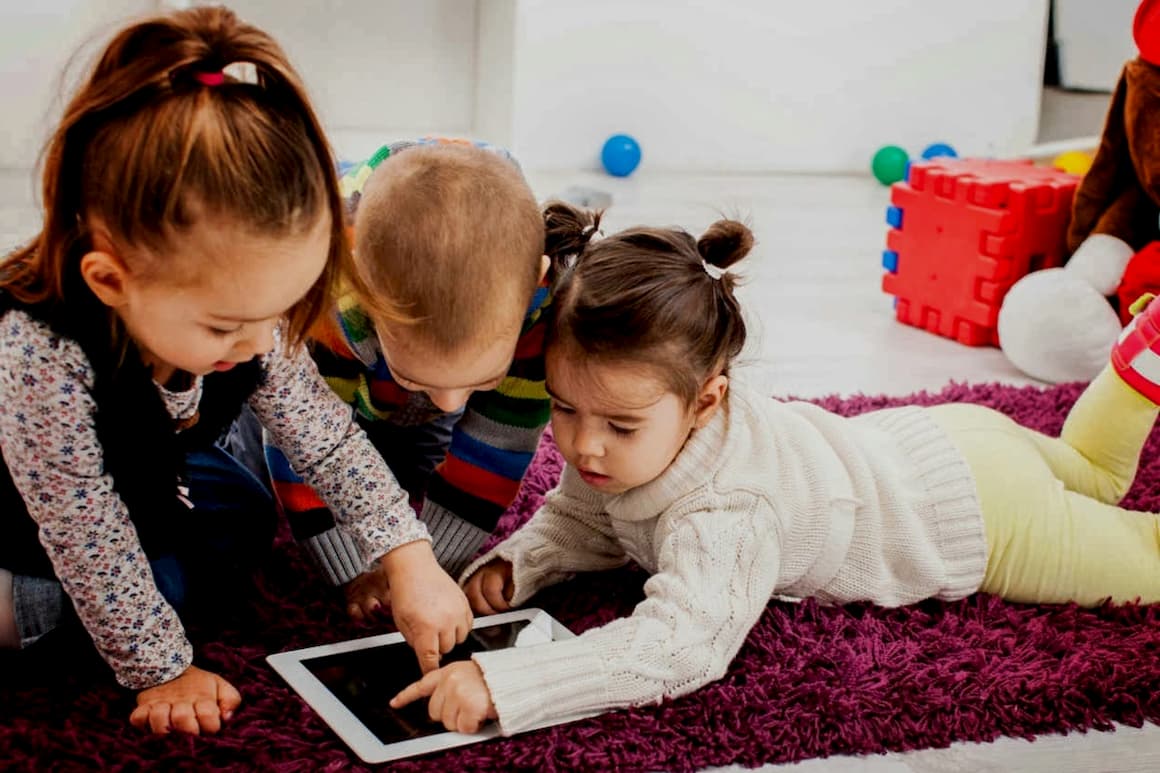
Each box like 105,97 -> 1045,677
0,309 -> 428,689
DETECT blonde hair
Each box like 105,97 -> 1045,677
352,144 -> 545,351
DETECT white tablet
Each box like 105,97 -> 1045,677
267,608 -> 582,764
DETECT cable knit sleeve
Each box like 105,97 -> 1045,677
458,466 -> 628,600
249,336 -> 429,571
471,498 -> 781,735
0,311 -> 192,689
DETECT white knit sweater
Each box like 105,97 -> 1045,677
461,385 -> 988,735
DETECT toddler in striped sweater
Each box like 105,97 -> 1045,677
265,139 -> 565,620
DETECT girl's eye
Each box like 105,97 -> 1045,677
610,424 -> 637,437
551,403 -> 575,415
207,326 -> 241,337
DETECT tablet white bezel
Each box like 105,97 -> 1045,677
267,608 -> 577,764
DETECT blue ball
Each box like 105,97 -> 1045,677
921,142 -> 958,160
601,134 -> 642,177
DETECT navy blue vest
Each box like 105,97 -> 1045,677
0,286 -> 263,577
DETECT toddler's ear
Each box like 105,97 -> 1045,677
79,249 -> 131,309
693,374 -> 729,428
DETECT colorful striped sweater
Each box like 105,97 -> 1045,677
268,139 -> 552,580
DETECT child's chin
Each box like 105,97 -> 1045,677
581,472 -> 627,493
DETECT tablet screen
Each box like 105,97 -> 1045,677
300,620 -> 532,744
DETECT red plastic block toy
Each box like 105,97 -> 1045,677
882,158 -> 1078,346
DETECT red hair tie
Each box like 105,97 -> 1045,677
194,71 -> 226,87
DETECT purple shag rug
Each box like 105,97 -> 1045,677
4,380 -> 1160,771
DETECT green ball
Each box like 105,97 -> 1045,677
871,145 -> 909,186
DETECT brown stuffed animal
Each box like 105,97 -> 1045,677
997,0 -> 1160,383
1069,55 -> 1160,255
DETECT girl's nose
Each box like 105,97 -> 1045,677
238,319 -> 277,358
573,426 -> 604,458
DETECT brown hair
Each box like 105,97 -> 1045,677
0,5 -> 352,347
545,201 -> 753,404
352,144 -> 544,351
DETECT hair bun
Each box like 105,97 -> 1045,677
543,200 -> 603,261
697,219 -> 753,269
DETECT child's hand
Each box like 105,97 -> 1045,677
129,664 -> 241,735
381,541 -> 473,673
344,565 -> 392,620
463,559 -> 514,615
390,660 -> 497,734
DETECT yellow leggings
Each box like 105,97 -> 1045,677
928,366 -> 1160,607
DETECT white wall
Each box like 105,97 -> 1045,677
0,0 -> 153,168
220,0 -> 480,161
0,0 -> 481,169
0,0 -> 1051,174
489,0 -> 1050,172
1054,0 -> 1137,91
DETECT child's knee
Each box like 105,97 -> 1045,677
1086,466 -> 1136,506
8,574 -> 65,649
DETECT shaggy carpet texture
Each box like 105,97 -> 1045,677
3,381 -> 1160,772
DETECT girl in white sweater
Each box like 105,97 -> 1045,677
392,203 -> 1160,735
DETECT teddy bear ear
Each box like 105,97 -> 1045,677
1135,0 -> 1160,66
1067,71 -> 1131,254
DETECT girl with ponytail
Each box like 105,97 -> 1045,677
0,6 -> 470,735
396,202 -> 1160,737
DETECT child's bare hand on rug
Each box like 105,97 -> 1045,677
344,566 -> 392,621
380,541 -> 473,672
129,665 -> 241,736
463,560 -> 514,615
390,660 -> 497,733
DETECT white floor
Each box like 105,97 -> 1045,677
3,164 -> 1158,769
528,168 -> 1041,400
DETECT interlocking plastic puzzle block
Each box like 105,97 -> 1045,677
881,158 -> 1078,346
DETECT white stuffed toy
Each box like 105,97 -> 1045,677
998,237 -> 1133,383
